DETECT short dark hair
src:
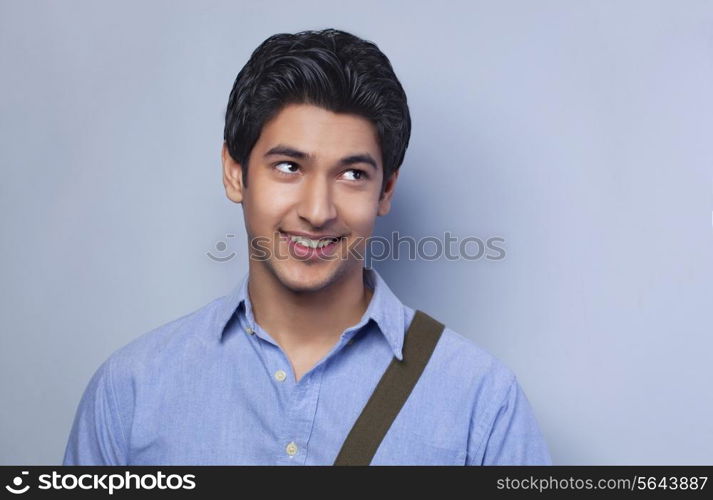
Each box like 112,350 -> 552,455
223,28 -> 411,197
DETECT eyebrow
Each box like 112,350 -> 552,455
264,144 -> 378,171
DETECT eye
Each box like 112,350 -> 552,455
343,168 -> 369,181
274,161 -> 299,176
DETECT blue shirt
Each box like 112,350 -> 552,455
63,267 -> 552,465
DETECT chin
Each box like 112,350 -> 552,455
276,261 -> 346,293
271,261 -> 322,285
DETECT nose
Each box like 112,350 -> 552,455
296,174 -> 338,229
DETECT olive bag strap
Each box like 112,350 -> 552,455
333,309 -> 446,465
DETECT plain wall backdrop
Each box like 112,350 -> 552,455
1,0 -> 712,465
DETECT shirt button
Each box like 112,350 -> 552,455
274,370 -> 287,382
286,441 -> 298,456
244,326 -> 254,335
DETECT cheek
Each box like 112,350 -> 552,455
339,200 -> 379,234
244,178 -> 295,230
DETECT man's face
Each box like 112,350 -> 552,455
222,103 -> 399,293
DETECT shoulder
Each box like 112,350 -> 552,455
103,292 -> 229,383
64,292 -> 233,465
399,304 -> 547,460
403,304 -> 516,400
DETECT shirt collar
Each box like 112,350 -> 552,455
214,267 -> 405,360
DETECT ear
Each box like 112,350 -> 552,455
377,169 -> 399,216
222,142 -> 244,204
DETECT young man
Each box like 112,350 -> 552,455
63,28 -> 552,465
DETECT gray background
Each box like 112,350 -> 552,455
1,0 -> 712,465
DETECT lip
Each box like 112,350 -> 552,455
282,231 -> 343,260
279,230 -> 344,241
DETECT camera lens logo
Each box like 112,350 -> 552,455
5,471 -> 30,494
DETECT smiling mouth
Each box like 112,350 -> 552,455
279,231 -> 345,249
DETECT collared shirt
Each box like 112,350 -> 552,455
63,267 -> 552,465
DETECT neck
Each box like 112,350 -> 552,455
247,262 -> 374,349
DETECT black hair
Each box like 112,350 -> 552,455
223,28 -> 411,197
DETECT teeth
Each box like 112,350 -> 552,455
289,235 -> 338,249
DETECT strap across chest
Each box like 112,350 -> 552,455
333,309 -> 446,465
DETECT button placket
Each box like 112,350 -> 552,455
242,318 -> 292,386
239,312 -> 315,464
275,367 -> 323,465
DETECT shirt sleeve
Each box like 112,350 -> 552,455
467,375 -> 552,465
62,355 -> 129,465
